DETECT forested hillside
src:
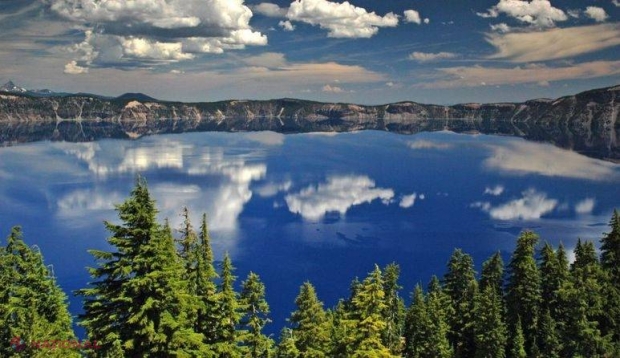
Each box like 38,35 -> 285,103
1,178 -> 619,357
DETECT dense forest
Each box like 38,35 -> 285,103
1,178 -> 619,357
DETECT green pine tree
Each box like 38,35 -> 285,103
78,177 -> 207,356
505,231 -> 541,356
537,308 -> 560,358
480,251 -> 504,298
403,283 -> 451,358
599,210 -> 620,348
289,282 -> 329,357
350,265 -> 394,358
557,240 -> 609,357
194,213 -> 220,346
0,227 -> 79,358
276,328 -> 300,358
443,249 -> 477,358
473,285 -> 506,358
213,253 -> 244,357
240,272 -> 274,357
381,263 -> 406,355
509,317 -> 527,358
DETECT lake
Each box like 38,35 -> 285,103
0,130 -> 618,337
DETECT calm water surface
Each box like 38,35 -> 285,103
0,130 -> 618,336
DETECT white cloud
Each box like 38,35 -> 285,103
483,140 -> 619,181
254,3 -> 288,17
614,0 -> 620,7
575,198 -> 595,214
584,7 -> 608,22
407,140 -> 453,150
490,23 -> 511,33
408,52 -> 457,62
567,9 -> 580,18
57,189 -> 123,215
423,18 -> 430,24
404,10 -> 421,24
486,24 -> 620,62
478,0 -> 568,28
279,20 -> 295,31
121,38 -> 194,61
484,185 -> 505,196
399,193 -> 417,208
473,189 -> 558,220
244,131 -> 285,145
285,175 -> 394,221
286,0 -> 399,38
255,181 -> 292,197
64,60 -> 89,74
419,60 -> 620,88
322,84 -> 344,93
48,0 -> 267,67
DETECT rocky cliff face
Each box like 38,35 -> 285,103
0,85 -> 618,161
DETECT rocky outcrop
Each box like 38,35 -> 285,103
0,85 -> 618,161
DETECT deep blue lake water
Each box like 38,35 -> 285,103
0,130 -> 619,337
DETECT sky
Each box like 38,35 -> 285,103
0,0 -> 618,104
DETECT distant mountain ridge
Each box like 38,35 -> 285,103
0,82 -> 618,161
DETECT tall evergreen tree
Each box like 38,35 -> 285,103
276,328 -> 300,358
599,210 -> 620,348
403,284 -> 451,358
289,282 -> 329,357
349,265 -> 394,357
537,308 -> 560,358
213,253 -> 244,357
381,263 -> 406,355
240,272 -> 274,357
78,177 -> 207,356
557,240 -> 609,357
505,231 -> 541,356
473,285 -> 506,358
0,227 -> 79,358
539,243 -> 566,314
443,249 -> 477,358
600,210 -> 620,283
509,317 -> 527,358
480,251 -> 504,298
194,213 -> 219,346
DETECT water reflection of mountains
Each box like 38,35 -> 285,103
1,118 -> 616,162
0,84 -> 618,161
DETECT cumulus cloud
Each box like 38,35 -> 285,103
48,0 -> 267,68
255,180 -> 292,197
399,193 -> 417,208
483,140 -> 619,181
407,140 -> 453,150
254,3 -> 288,17
286,0 -> 399,38
409,52 -> 457,62
490,23 -> 511,33
477,0 -> 568,28
285,175 -> 394,221
472,189 -> 558,220
486,24 -> 620,62
279,20 -> 295,31
322,84 -> 345,93
584,7 -> 608,22
575,198 -> 595,214
484,185 -> 505,196
419,60 -> 620,88
64,60 -> 89,74
403,10 -> 422,24
121,38 -> 194,61
244,131 -> 285,145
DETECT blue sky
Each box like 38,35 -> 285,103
0,0 -> 618,104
